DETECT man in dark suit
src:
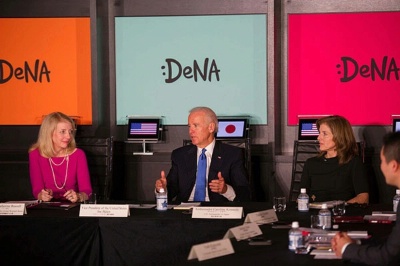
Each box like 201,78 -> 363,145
155,106 -> 250,202
331,131 -> 400,265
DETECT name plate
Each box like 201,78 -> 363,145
0,203 -> 26,216
79,204 -> 130,217
244,209 -> 278,225
224,222 -> 263,241
192,206 -> 243,219
188,238 -> 234,261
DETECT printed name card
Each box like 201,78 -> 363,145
79,204 -> 130,217
0,203 -> 26,216
244,209 -> 278,225
191,206 -> 243,219
224,222 -> 263,241
187,238 -> 234,261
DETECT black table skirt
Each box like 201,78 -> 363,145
0,202 -> 395,266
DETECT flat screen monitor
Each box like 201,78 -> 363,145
127,117 -> 162,155
127,118 -> 162,142
216,118 -> 249,139
393,118 -> 400,132
298,118 -> 319,141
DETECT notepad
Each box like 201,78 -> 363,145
309,200 -> 345,209
28,202 -> 79,210
173,202 -> 201,210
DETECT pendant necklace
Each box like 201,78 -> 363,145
49,151 -> 69,189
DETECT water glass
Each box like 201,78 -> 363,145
273,196 -> 286,212
86,193 -> 97,204
332,200 -> 346,216
310,215 -> 322,229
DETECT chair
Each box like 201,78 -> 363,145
76,137 -> 113,200
288,140 -> 365,202
288,141 -> 320,202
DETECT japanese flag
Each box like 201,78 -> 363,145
218,121 -> 245,137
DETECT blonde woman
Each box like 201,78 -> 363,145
29,112 -> 92,202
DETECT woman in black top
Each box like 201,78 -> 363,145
300,115 -> 369,203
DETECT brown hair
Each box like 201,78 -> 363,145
316,115 -> 358,164
28,112 -> 76,158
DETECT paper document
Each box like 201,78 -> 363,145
309,200 -> 345,209
173,202 -> 201,210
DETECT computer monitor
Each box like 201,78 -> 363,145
216,117 -> 249,139
126,117 -> 162,155
393,118 -> 400,132
298,118 -> 319,141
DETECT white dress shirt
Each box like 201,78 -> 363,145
188,139 -> 236,201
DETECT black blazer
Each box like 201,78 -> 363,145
343,203 -> 400,265
166,141 -> 250,202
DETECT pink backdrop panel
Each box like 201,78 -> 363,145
288,12 -> 400,126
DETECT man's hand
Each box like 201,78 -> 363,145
209,172 -> 227,194
155,170 -> 167,192
331,232 -> 354,257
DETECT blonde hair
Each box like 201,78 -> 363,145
316,115 -> 358,164
29,112 -> 76,158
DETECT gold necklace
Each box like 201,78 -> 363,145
49,155 -> 69,189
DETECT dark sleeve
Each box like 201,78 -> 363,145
229,147 -> 250,202
351,157 -> 369,195
343,209 -> 400,265
166,150 -> 180,201
299,158 -> 311,193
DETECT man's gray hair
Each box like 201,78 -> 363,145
189,106 -> 218,133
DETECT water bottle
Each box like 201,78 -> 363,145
288,221 -> 303,251
393,189 -> 400,212
297,188 -> 309,212
156,188 -> 168,211
318,203 -> 331,229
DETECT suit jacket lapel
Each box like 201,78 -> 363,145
209,141 -> 222,181
185,145 -> 198,185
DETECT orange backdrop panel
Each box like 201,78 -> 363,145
0,18 -> 92,125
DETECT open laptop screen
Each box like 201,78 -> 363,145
298,118 -> 319,141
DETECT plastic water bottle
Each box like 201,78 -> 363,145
297,188 -> 309,212
393,189 -> 400,212
318,203 -> 331,229
156,188 -> 168,211
288,221 -> 303,251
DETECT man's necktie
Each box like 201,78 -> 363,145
194,148 -> 207,201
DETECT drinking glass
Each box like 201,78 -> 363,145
332,200 -> 346,216
310,215 -> 322,229
86,193 -> 97,204
273,196 -> 286,212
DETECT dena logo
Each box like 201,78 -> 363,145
337,56 -> 399,82
161,58 -> 221,83
0,59 -> 51,84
